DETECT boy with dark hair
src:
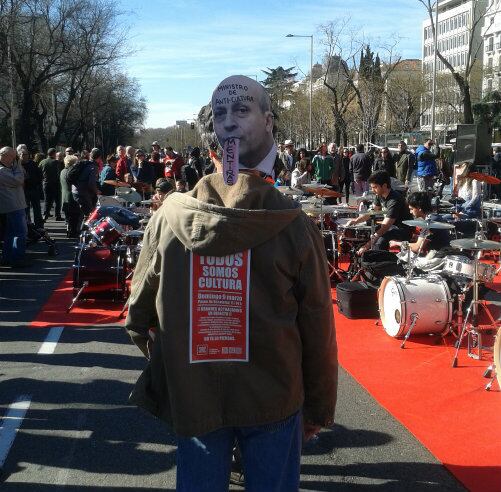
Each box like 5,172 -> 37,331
348,170 -> 412,252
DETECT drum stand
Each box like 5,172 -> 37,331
400,313 -> 419,349
67,281 -> 89,313
452,253 -> 499,369
118,297 -> 129,319
323,230 -> 345,283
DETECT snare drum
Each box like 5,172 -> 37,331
338,221 -> 372,243
379,275 -> 453,338
89,217 -> 124,247
443,255 -> 496,283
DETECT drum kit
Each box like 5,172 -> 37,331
289,183 -> 364,282
67,188 -> 153,313
377,231 -> 501,389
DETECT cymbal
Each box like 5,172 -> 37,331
303,183 -> 331,193
403,219 -> 455,230
468,172 -> 501,185
116,190 -> 143,203
115,186 -> 132,195
276,186 -> 304,196
125,230 -> 144,237
358,209 -> 384,217
302,184 -> 344,197
302,206 -> 326,216
318,189 -> 344,198
451,238 -> 501,251
301,204 -> 345,215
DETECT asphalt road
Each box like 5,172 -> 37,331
0,218 -> 466,491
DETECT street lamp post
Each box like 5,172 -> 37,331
286,33 -> 313,149
430,0 -> 439,143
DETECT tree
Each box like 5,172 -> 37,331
418,0 -> 493,124
473,90 -> 501,133
385,60 -> 426,134
318,20 -> 401,145
0,0 -> 136,150
261,66 -> 297,109
319,21 -> 356,146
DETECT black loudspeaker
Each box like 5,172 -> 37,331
455,124 -> 492,167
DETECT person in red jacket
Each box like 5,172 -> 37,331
115,145 -> 129,181
164,147 -> 184,179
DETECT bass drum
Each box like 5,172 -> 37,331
378,275 -> 453,338
73,245 -> 127,301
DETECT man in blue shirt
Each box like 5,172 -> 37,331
415,139 -> 438,192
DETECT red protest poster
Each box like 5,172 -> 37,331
190,250 -> 251,363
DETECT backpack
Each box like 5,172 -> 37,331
66,160 -> 87,186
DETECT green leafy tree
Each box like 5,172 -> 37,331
261,66 -> 297,110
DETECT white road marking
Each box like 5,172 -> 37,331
0,395 -> 32,468
38,326 -> 64,355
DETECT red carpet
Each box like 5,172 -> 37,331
30,270 -> 125,328
30,266 -> 501,490
333,281 -> 501,492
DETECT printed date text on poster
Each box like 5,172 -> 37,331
190,250 -> 250,363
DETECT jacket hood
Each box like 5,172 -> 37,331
162,173 -> 302,256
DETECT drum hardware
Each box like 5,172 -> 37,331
118,297 -> 129,319
321,230 -> 345,283
400,313 -> 419,349
67,281 -> 89,313
451,239 -> 501,370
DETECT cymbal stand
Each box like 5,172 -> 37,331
369,214 -> 377,250
347,243 -> 363,281
452,252 -> 499,368
475,181 -> 487,240
405,228 -> 430,280
324,230 -> 345,283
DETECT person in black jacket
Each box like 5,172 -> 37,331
39,148 -> 63,221
20,149 -> 44,228
349,144 -> 372,195
373,147 -> 396,178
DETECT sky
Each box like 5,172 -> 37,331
121,0 -> 426,128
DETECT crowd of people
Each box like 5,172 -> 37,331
0,142 -> 215,268
1,135 -> 500,271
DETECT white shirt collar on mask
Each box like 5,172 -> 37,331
240,143 -> 277,177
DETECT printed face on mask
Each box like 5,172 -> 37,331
212,75 -> 274,168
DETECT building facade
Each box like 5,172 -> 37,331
482,0 -> 501,94
421,0 -> 487,136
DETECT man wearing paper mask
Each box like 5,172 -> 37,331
125,75 -> 337,492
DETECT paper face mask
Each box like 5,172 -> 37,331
211,75 -> 273,183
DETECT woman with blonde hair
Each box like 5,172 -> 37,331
60,155 -> 82,237
453,161 -> 482,219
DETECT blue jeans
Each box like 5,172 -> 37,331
2,209 -> 28,264
176,411 -> 302,492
